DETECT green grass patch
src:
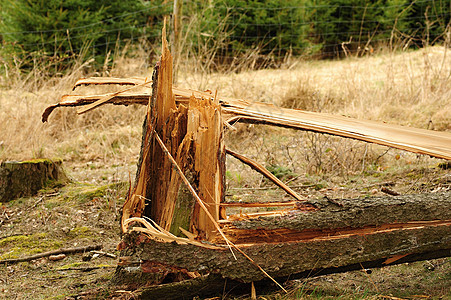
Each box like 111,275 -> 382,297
0,233 -> 63,260
59,262 -> 85,269
68,226 -> 92,238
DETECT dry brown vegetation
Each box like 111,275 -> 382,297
0,45 -> 450,299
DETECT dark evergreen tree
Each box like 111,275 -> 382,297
0,0 -> 169,70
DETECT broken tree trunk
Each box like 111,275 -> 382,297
114,31 -> 450,290
121,26 -> 224,240
118,191 -> 451,283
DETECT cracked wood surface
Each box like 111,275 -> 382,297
43,77 -> 451,161
118,191 -> 451,282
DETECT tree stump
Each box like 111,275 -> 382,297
0,159 -> 69,202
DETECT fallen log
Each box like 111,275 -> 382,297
125,249 -> 450,300
117,192 -> 451,283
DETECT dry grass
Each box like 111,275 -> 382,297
1,45 -> 450,187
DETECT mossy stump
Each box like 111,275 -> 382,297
0,159 -> 69,202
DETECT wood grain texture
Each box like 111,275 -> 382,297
44,80 -> 451,161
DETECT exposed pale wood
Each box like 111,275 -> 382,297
76,78 -> 152,115
222,210 -> 293,222
164,128 -> 194,236
153,131 -> 227,244
220,201 -> 296,207
43,83 -> 451,161
221,100 -> 451,161
41,94 -> 148,122
62,93 -> 151,104
120,26 -> 226,242
226,148 -> 306,202
72,77 -> 146,90
150,23 -> 180,227
188,96 -> 224,240
218,220 -> 451,245
122,23 -> 182,232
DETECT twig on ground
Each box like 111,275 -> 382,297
92,250 -> 117,259
381,187 -> 400,196
56,265 -> 116,272
0,245 -> 102,265
30,196 -> 45,209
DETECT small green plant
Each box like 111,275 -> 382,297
266,163 -> 296,181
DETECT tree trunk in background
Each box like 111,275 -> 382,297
0,159 -> 68,202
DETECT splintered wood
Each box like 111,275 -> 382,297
43,80 -> 451,161
186,96 -> 224,239
121,30 -> 224,240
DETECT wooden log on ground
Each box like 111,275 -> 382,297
0,159 -> 69,202
117,191 -> 451,283
131,248 -> 450,300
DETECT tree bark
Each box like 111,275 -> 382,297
132,248 -> 451,300
117,191 -> 451,283
0,159 -> 68,202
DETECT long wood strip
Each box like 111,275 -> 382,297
76,79 -> 153,114
221,100 -> 451,161
220,201 -> 296,207
73,77 -> 147,90
43,82 -> 451,161
226,148 -> 306,202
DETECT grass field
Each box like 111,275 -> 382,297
0,45 -> 450,299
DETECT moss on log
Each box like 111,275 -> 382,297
0,159 -> 69,202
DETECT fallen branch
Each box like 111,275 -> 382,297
56,265 -> 116,272
0,245 -> 102,265
226,148 -> 306,202
91,250 -> 117,259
